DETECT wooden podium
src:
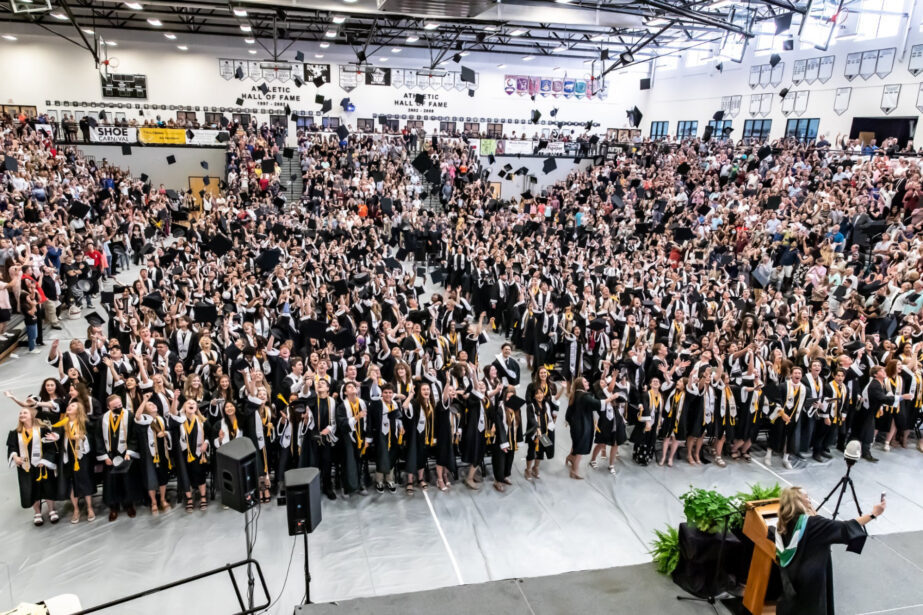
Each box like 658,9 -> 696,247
742,498 -> 780,615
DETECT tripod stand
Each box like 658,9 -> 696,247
676,509 -> 742,614
819,458 -> 862,519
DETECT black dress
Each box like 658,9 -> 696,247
460,395 -> 489,466
772,515 -> 867,615
433,399 -> 459,473
133,414 -> 172,492
525,399 -> 556,460
566,392 -> 600,455
7,427 -> 58,508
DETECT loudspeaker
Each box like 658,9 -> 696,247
216,438 -> 258,513
285,467 -> 322,536
640,78 -> 651,90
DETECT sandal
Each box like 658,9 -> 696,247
419,481 -> 429,491
406,483 -> 415,495
715,457 -> 727,468
70,512 -> 80,525
151,504 -> 159,517
730,451 -> 741,460
86,511 -> 96,523
524,469 -> 533,481
185,499 -> 194,513
589,460 -> 598,469
609,466 -> 617,475
742,453 -> 752,462
200,499 -> 208,512
33,513 -> 44,527
48,510 -> 59,524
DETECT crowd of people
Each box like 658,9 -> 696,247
3,109 -> 923,531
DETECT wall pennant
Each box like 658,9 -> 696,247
818,56 -> 835,83
794,90 -> 809,115
909,44 -> 923,77
748,65 -> 760,89
770,62 -> 784,87
844,52 -> 861,81
876,48 -> 895,79
880,84 -> 901,114
219,59 -> 235,80
792,59 -> 806,85
759,64 -> 771,87
859,50 -> 878,80
916,83 -> 923,113
833,87 -> 851,115
803,58 -> 819,84
391,68 -> 405,89
781,91 -> 795,116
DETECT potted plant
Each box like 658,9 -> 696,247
650,525 -> 680,575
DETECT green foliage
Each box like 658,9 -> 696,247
649,525 -> 681,575
735,482 -> 782,504
679,486 -> 742,534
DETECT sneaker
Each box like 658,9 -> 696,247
883,442 -> 891,452
763,452 -> 772,466
8,353 -> 19,359
358,488 -> 368,496
387,482 -> 397,493
29,349 -> 41,354
782,457 -> 793,470
375,482 -> 384,494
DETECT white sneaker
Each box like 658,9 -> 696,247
782,457 -> 793,470
28,349 -> 41,354
8,353 -> 19,359
883,443 -> 891,452
764,452 -> 772,466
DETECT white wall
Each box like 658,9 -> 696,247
643,1 -> 923,144
486,155 -> 593,199
77,144 -> 225,191
0,26 -> 649,137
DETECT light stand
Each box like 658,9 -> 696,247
818,457 -> 862,519
301,524 -> 312,604
676,509 -> 742,614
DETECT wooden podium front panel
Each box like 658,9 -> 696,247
742,500 -> 780,615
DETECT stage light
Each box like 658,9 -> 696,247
82,28 -> 94,34
2,34 -> 17,41
424,22 -> 439,30
325,29 -> 336,37
319,42 -> 330,48
315,53 -> 324,58
248,49 -> 257,54
50,11 -> 68,19
553,45 -> 567,53
392,48 -> 401,53
177,45 -> 188,51
620,50 -> 634,63
124,1 -> 142,9
522,55 -> 534,61
244,37 -> 254,44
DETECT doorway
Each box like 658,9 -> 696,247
849,116 -> 917,148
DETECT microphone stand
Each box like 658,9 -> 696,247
676,508 -> 743,614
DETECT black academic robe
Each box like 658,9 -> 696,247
95,409 -> 141,507
773,515 -> 867,615
460,394 -> 489,465
133,414 -> 172,492
368,399 -> 402,475
433,399 -> 460,472
7,427 -> 58,508
402,400 -> 433,475
566,392 -> 600,455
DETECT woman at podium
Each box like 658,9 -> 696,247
773,486 -> 885,615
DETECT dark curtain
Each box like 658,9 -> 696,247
849,117 -> 916,148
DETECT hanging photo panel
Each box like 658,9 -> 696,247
792,59 -> 806,84
844,52 -> 861,81
818,56 -> 835,83
916,82 -> 923,113
876,48 -> 895,78
834,87 -> 851,115
881,84 -> 900,114
910,44 -> 923,77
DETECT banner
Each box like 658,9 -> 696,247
503,140 -> 534,155
186,130 -> 230,146
139,127 -> 186,145
538,141 -> 565,155
479,139 -> 497,156
90,126 -> 138,143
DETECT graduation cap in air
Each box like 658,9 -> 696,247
312,76 -> 325,88
407,310 -> 429,325
236,97 -> 244,106
530,94 -> 536,102
295,50 -> 305,62
85,311 -> 105,327
202,176 -> 210,186
299,319 -> 326,342
531,109 -> 541,124
371,170 -> 384,182
3,156 -> 18,172
766,195 -> 782,210
844,340 -> 865,354
141,292 -> 163,311
258,83 -> 270,95
332,279 -> 348,296
216,132 -> 230,143
293,76 -> 303,88
542,157 -> 557,174
285,103 -> 291,116
166,154 -> 176,165
488,154 -> 496,165
165,189 -> 179,200
677,162 -> 690,176
498,170 -> 508,179
283,147 -> 294,159
412,151 -> 433,173
120,144 -> 132,156
468,89 -> 475,98
68,201 -> 91,219
207,234 -> 233,257
516,166 -> 528,176
585,120 -> 593,131
430,269 -> 447,285
626,106 -> 642,127
712,110 -> 725,122
673,227 -> 694,243
193,302 -> 218,324
198,160 -> 208,170
503,163 -> 513,172
260,159 -> 275,174
550,108 -> 558,117
320,99 -> 332,113
336,124 -> 349,141
100,291 -> 114,306
460,66 -> 475,84
255,248 -> 282,272
139,173 -> 149,183
521,190 -> 533,200
425,167 -> 441,184
384,257 -> 402,271
414,93 -> 425,105
757,145 -> 772,161
186,129 -> 195,141
235,66 -> 244,80
537,139 -> 548,152
314,94 -> 325,105
331,329 -> 356,351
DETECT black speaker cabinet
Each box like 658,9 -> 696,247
640,78 -> 651,90
285,467 -> 322,536
216,438 -> 258,513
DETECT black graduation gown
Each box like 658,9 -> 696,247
773,516 -> 867,615
402,400 -> 432,475
54,424 -> 96,499
566,393 -> 600,455
7,427 -> 58,508
369,399 -> 402,475
95,410 -> 141,507
133,414 -> 172,492
168,415 -> 208,490
433,399 -> 459,472
460,395 -> 489,465
335,399 -> 364,494
525,399 -> 556,460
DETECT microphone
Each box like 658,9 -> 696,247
844,439 -> 862,462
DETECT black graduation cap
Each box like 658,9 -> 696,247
3,157 -> 18,172
235,66 -> 244,80
165,189 -> 179,200
332,329 -> 356,350
186,129 -> 194,140
452,53 -> 462,63
141,292 -> 163,311
543,157 -> 556,174
320,99 -> 332,113
425,167 -> 441,184
585,120 -> 593,131
757,145 -> 772,161
858,281 -> 886,297
412,151 -> 433,172
530,94 -> 536,102
384,257 -> 402,270
626,106 -> 642,127
531,109 -> 541,124
845,340 -> 865,353
236,97 -> 244,106
371,170 -> 384,182
207,234 -> 233,257
202,176 -> 210,186
258,83 -> 270,95
283,147 -> 294,159
293,76 -> 303,88
295,50 -> 305,62
260,159 -> 275,174
498,170 -> 508,179
468,89 -> 474,98
85,311 -> 105,327
117,144 -> 131,156
101,291 -> 114,306
488,154 -> 496,165
68,201 -> 91,218
506,395 -> 526,411
766,195 -> 782,210
713,110 -> 725,121
537,139 -> 548,151
778,87 -> 789,99
550,108 -> 558,117
414,93 -> 425,105
521,190 -> 533,200
290,173 -> 298,182
299,319 -> 326,341
336,124 -> 349,141
431,270 -> 447,285
529,175 -> 538,184
407,310 -> 429,325
673,227 -> 694,243
140,173 -> 149,183
255,248 -> 282,272
460,66 -> 475,84
503,163 -> 513,171
193,303 -> 218,323
166,154 -> 176,165
216,132 -> 230,143
196,160 -> 208,171
314,94 -> 326,105
516,166 -> 528,176
284,103 -> 291,116
312,76 -> 325,88
677,162 -> 690,175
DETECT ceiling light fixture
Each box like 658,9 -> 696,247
164,32 -> 176,39
2,34 -> 17,41
315,53 -> 324,58
553,45 -> 567,53
423,22 -> 439,30
620,50 -> 634,63
240,24 -> 251,32
124,2 -> 142,9
244,37 -> 254,43
332,15 -> 346,24
379,57 -> 388,62
391,47 -> 401,53
248,49 -> 257,54
319,42 -> 330,48
325,29 -> 336,37
484,25 -> 498,31
50,11 -> 68,20
82,28 -> 94,34
342,0 -> 358,3
459,51 -> 469,57
406,35 -> 419,42
522,55 -> 534,61
177,45 -> 188,50
497,63 -> 506,68
147,18 -> 162,26
233,7 -> 247,17
510,28 -> 526,36
105,40 -> 117,46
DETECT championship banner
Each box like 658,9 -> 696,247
540,78 -> 552,97
91,126 -> 138,143
503,140 -> 534,155
186,130 -> 230,146
139,127 -> 186,145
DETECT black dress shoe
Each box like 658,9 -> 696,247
813,453 -> 825,463
862,453 -> 879,463
821,450 -> 833,459
324,490 -> 337,501
793,453 -> 806,460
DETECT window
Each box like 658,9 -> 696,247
321,116 -> 340,129
650,121 -> 669,139
204,112 -> 222,127
676,120 -> 698,138
383,119 -> 399,131
753,19 -> 784,55
176,110 -> 197,123
685,48 -> 713,67
232,113 -> 251,126
269,115 -> 288,132
295,116 -> 314,129
464,121 -> 480,135
357,118 -> 374,132
439,121 -> 456,134
406,120 -> 424,130
487,122 -> 503,138
785,118 -> 819,142
656,55 -> 679,71
742,119 -> 772,141
855,0 -> 905,41
707,119 -> 733,136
